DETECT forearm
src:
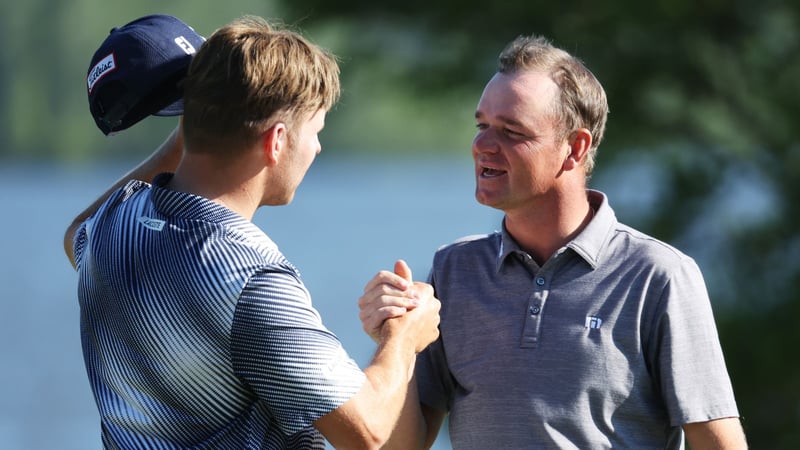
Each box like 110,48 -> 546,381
319,283 -> 439,449
379,373 -> 427,449
684,417 -> 748,450
64,124 -> 183,268
359,326 -> 421,445
315,321 -> 422,449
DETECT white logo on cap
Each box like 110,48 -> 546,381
87,53 -> 116,93
174,36 -> 196,55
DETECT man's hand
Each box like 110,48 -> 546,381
358,260 -> 432,344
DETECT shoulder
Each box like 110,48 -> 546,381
74,180 -> 153,258
224,226 -> 289,266
92,180 -> 153,218
430,232 -> 502,282
208,224 -> 301,284
99,180 -> 153,217
434,232 -> 499,261
607,222 -> 701,279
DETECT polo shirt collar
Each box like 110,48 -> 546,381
567,189 -> 615,269
149,173 -> 279,252
497,189 -> 617,271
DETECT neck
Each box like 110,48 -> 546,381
503,190 -> 593,265
168,152 -> 264,221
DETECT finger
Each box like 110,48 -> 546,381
362,270 -> 410,294
394,260 -> 420,302
360,305 -> 408,324
394,259 -> 413,283
360,305 -> 409,341
357,287 -> 417,313
412,281 -> 434,298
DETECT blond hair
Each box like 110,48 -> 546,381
182,16 -> 340,152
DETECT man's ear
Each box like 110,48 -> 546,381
262,122 -> 287,166
563,128 -> 592,171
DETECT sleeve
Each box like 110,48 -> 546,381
415,264 -> 456,413
416,338 -> 454,412
229,266 -> 366,435
73,181 -> 145,269
649,257 -> 740,426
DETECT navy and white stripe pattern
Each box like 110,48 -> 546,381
74,174 -> 365,449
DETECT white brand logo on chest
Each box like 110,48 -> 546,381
138,216 -> 165,231
585,316 -> 603,329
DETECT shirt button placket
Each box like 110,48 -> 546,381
521,275 -> 546,348
530,277 -> 544,316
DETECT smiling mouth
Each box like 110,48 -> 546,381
481,167 -> 507,177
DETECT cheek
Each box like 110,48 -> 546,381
313,135 -> 321,154
302,136 -> 319,166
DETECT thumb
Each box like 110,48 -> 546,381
394,259 -> 413,284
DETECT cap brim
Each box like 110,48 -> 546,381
154,98 -> 184,116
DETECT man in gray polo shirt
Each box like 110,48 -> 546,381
359,35 -> 747,449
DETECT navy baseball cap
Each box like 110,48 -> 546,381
86,14 -> 205,135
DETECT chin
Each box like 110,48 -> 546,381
264,195 -> 293,207
475,193 -> 496,208
476,192 -> 510,212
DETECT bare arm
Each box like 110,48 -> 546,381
364,374 -> 446,450
376,371 -> 426,450
344,341 -> 446,450
684,417 -> 747,450
63,123 -> 183,269
314,285 -> 440,449
347,261 -> 446,449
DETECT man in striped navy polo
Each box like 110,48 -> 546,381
64,15 -> 441,449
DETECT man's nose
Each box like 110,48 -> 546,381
473,129 -> 499,154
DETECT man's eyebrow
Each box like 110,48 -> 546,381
475,111 -> 527,129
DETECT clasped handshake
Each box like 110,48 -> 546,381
358,260 -> 441,352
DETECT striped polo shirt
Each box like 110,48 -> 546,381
74,174 -> 365,449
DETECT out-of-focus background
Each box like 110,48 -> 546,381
1,0 -> 798,448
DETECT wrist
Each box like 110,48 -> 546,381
378,318 -> 416,358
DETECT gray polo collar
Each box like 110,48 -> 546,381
497,189 -> 616,272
